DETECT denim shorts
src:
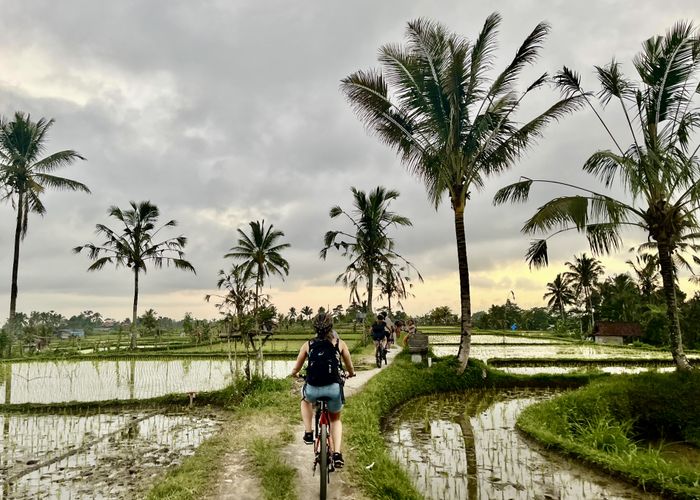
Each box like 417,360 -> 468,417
303,383 -> 343,413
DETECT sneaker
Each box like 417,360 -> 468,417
332,452 -> 344,469
303,431 -> 314,445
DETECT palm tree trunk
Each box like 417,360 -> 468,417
657,240 -> 692,372
366,266 -> 374,315
9,192 -> 23,321
587,289 -> 595,332
130,269 -> 139,350
454,202 -> 472,374
456,414 -> 479,500
559,301 -> 565,322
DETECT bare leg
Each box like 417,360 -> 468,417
301,399 -> 314,433
330,412 -> 343,452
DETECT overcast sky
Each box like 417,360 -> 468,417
1,0 -> 699,322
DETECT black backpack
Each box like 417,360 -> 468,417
306,338 -> 341,386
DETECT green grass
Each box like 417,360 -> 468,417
250,433 -> 297,500
147,377 -> 298,500
517,371 -> 700,499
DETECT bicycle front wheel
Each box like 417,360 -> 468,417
375,345 -> 382,368
319,424 -> 328,500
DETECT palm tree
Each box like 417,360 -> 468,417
205,263 -> 254,329
495,22 -> 700,370
543,274 -> 576,321
341,15 -> 584,372
320,186 -> 413,315
288,306 -> 297,324
74,201 -> 195,349
225,220 -> 290,324
0,112 -> 88,322
564,254 -> 605,331
626,253 -> 660,299
300,306 -> 313,324
375,255 -> 423,315
596,274 -> 641,323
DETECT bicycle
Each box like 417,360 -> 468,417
373,338 -> 388,368
299,373 -> 352,500
312,396 -> 334,500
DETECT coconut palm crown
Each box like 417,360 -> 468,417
494,21 -> 700,371
74,201 -> 195,349
320,186 -> 413,315
0,112 -> 88,322
225,220 -> 290,323
341,14 -> 585,372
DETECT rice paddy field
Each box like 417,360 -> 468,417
384,388 -> 659,499
0,410 -> 220,499
0,325 -> 693,498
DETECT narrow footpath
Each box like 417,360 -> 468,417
280,346 -> 400,500
208,345 -> 399,500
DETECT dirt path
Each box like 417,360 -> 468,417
280,346 -> 400,500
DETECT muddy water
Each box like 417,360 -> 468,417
385,389 -> 658,500
0,358 -> 295,404
0,411 -> 220,499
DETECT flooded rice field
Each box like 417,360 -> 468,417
385,388 -> 658,499
497,366 -> 676,375
431,342 -> 690,361
0,411 -> 220,499
0,358 -> 295,404
429,335 -> 565,345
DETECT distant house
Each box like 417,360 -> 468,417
57,328 -> 85,340
592,322 -> 642,345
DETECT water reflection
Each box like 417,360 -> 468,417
385,389 -> 657,499
0,358 -> 296,404
0,412 -> 219,499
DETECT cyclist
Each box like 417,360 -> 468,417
384,312 -> 395,349
290,312 -> 355,469
371,312 -> 389,363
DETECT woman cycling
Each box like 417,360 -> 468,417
290,312 -> 355,469
371,312 -> 389,362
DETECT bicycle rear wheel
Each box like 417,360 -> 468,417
319,424 -> 328,500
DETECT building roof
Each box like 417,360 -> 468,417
592,321 -> 642,337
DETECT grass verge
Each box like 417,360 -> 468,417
517,371 -> 700,499
147,377 -> 298,500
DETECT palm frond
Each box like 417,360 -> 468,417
493,178 -> 533,205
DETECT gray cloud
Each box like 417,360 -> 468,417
1,0 -> 699,319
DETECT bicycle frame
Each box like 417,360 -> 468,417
313,400 -> 335,474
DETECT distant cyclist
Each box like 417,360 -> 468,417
290,312 -> 355,469
371,312 -> 389,362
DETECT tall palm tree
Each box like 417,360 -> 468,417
205,263 -> 254,329
597,274 -> 641,323
288,306 -> 297,323
626,253 -> 660,299
543,273 -> 576,321
0,112 -> 88,322
300,306 -> 313,324
320,186 -> 412,315
74,201 -> 195,349
225,220 -> 290,324
341,15 -> 584,372
564,253 -> 605,331
375,255 -> 423,315
494,22 -> 700,371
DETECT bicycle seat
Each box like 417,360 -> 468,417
316,396 -> 332,402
